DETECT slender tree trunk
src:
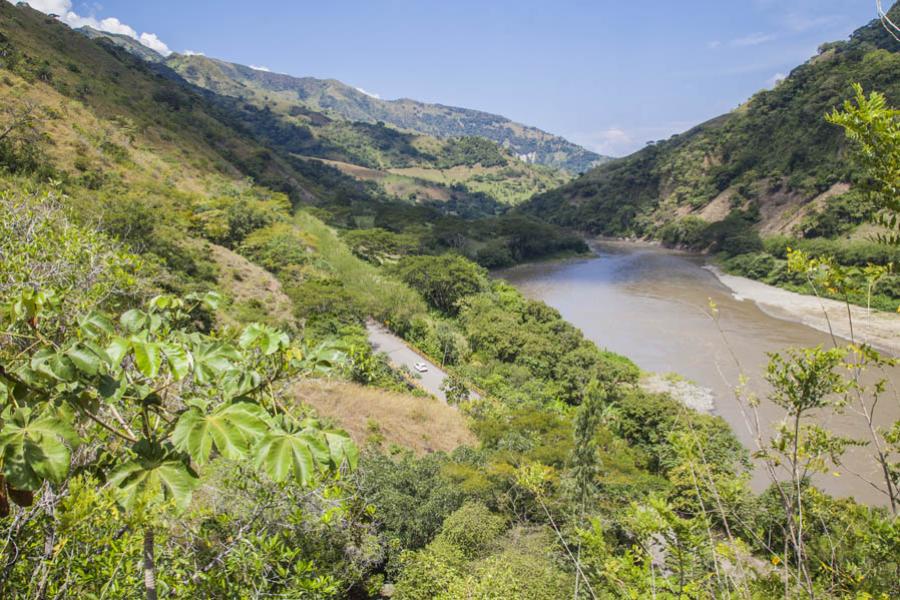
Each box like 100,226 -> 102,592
143,527 -> 158,600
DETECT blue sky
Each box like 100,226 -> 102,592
23,1 -> 887,156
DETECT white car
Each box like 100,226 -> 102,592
414,362 -> 429,373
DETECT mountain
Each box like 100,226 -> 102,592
78,26 -> 165,63
69,28 -> 575,205
64,26 -> 608,174
0,1 -> 585,275
521,4 -> 900,241
163,54 -> 608,174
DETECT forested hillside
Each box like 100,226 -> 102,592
2,2 -> 900,599
162,54 -> 608,173
522,3 -> 900,309
161,53 -> 570,207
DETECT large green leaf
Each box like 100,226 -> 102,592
253,428 -> 330,485
191,340 -> 241,385
0,406 -> 79,490
108,458 -> 199,512
172,402 -> 269,465
79,311 -> 115,340
30,349 -> 76,383
324,430 -> 359,471
239,323 -> 289,356
131,336 -> 162,379
65,344 -> 102,376
161,342 -> 192,381
105,336 -> 131,367
119,309 -> 148,333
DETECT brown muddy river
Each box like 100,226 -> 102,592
499,241 -> 900,506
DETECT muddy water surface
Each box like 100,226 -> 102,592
499,241 -> 900,505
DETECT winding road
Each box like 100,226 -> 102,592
366,320 -> 453,402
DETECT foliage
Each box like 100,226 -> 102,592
0,282 -> 356,596
437,136 -> 508,169
435,501 -> 506,559
391,254 -> 488,315
355,451 -> 465,559
0,184 -> 144,325
827,84 -> 900,244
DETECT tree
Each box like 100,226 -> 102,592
392,255 -> 487,315
440,374 -> 470,406
827,84 -> 899,245
0,290 -> 356,599
0,100 -> 46,175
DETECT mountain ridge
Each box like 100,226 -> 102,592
69,26 -> 608,173
520,4 -> 900,240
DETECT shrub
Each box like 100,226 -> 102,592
240,223 -> 311,272
435,502 -> 506,559
723,252 -> 777,279
392,254 -> 488,315
659,216 -> 708,249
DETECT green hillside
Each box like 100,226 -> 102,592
524,5 -> 900,237
2,3 -> 587,270
522,4 -> 900,308
165,53 -> 608,173
72,31 -> 572,206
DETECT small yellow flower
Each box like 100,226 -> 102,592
771,556 -> 782,566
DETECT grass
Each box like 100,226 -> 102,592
294,379 -> 474,454
295,211 -> 427,322
206,242 -> 296,328
389,163 -> 568,205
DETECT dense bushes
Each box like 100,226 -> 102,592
437,136 -> 508,169
391,254 -> 488,315
455,280 -> 640,405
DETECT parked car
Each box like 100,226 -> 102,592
414,362 -> 429,373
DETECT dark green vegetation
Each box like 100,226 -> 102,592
162,53 -> 608,173
523,4 -> 900,310
162,53 -> 573,206
2,3 -> 900,599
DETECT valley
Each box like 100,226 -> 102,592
1,1 -> 899,598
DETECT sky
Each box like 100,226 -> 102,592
16,1 -> 889,156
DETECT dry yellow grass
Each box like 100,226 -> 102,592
294,379 -> 475,454
206,242 -> 296,328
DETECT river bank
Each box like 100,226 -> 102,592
706,265 -> 900,356
499,241 -> 900,505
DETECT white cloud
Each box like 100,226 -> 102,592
183,50 -> 205,56
571,128 -> 632,156
11,0 -> 172,56
355,87 -> 381,99
139,33 -> 170,56
766,72 -> 787,88
707,40 -> 722,49
98,17 -> 136,37
570,122 -> 696,157
250,65 -> 271,72
730,32 -> 777,47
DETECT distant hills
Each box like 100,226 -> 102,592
76,29 -> 607,174
520,4 -> 900,240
